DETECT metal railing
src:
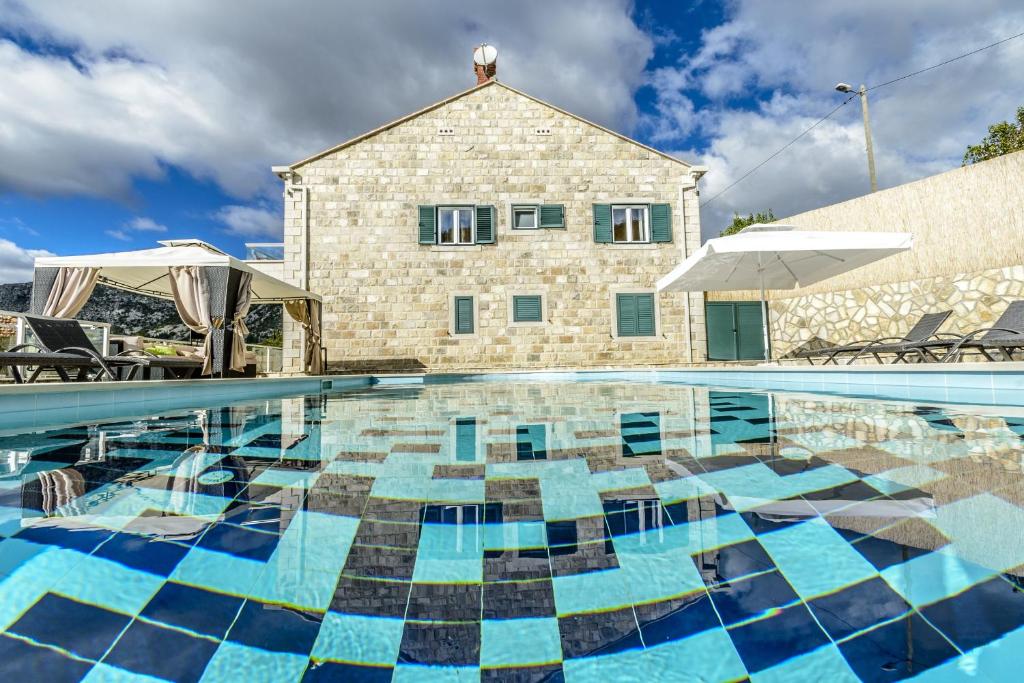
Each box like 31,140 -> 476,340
110,335 -> 284,375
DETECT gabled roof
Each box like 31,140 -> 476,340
279,80 -> 703,173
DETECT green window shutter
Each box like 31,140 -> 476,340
512,295 -> 543,322
636,294 -> 655,335
455,418 -> 477,461
475,205 -> 495,243
650,204 -> 672,243
616,294 -> 637,336
418,205 -> 436,244
539,204 -> 564,228
593,204 -> 612,243
617,293 -> 656,336
454,296 -> 474,334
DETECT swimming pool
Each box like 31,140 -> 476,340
1,378 -> 1022,681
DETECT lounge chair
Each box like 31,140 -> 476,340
888,301 -> 1024,363
798,311 -> 953,365
0,344 -> 116,383
23,315 -> 204,380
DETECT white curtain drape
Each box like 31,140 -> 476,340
168,265 -> 216,375
43,267 -> 100,318
285,298 -> 323,374
230,272 -> 253,373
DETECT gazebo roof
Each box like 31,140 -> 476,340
34,239 -> 320,303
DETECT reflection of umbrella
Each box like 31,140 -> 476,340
657,225 -> 913,361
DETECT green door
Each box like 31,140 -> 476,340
706,302 -> 766,360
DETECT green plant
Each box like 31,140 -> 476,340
963,106 -> 1024,165
721,209 -> 776,237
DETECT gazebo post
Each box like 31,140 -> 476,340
203,266 -> 242,378
29,267 -> 61,315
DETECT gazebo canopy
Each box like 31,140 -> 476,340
34,239 -> 319,303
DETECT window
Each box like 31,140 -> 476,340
454,417 -> 477,462
616,293 -> 656,337
512,206 -> 538,229
438,206 -> 475,245
593,204 -> 670,244
453,296 -> 475,335
512,295 -> 543,323
612,205 -> 649,243
419,205 -> 495,245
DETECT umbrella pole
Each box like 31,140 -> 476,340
758,255 -> 771,363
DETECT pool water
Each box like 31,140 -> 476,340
1,380 -> 1023,682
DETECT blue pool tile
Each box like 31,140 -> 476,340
82,662 -> 169,682
709,569 -> 801,626
91,532 -> 190,576
9,592 -> 130,661
808,576 -> 911,641
757,517 -> 878,600
837,613 -> 959,682
201,641 -> 310,683
392,663 -> 480,682
932,493 -> 1024,572
483,520 -> 547,550
311,611 -> 405,667
750,643 -> 860,682
225,599 -> 322,655
103,618 -> 219,683
303,661 -> 394,682
13,522 -> 113,554
727,603 -> 831,673
0,632 -> 94,682
920,575 -> 1024,654
481,617 -> 562,667
880,548 -> 997,608
51,554 -> 165,617
195,523 -> 281,563
633,590 -> 721,645
412,523 -> 483,583
552,567 -> 633,616
562,628 -> 747,683
139,581 -> 243,639
170,546 -> 267,598
693,539 -> 775,584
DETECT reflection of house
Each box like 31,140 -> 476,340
273,58 -> 708,373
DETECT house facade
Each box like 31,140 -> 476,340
274,79 -> 707,373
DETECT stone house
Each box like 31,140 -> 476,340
272,70 -> 707,373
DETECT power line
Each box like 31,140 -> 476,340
700,29 -> 1024,208
699,95 -> 856,209
866,29 -> 1024,92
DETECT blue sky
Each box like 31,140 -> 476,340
0,0 -> 1021,282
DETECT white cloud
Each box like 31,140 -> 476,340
127,217 -> 167,232
104,229 -> 131,242
649,1 -> 1024,238
0,0 -> 651,202
215,204 -> 281,240
0,238 -> 54,283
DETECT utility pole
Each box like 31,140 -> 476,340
835,82 -> 879,192
858,85 -> 878,192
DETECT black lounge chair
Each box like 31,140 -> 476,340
798,310 -> 953,365
892,301 -> 1024,363
0,344 -> 116,383
22,315 -> 203,380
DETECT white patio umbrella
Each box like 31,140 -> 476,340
657,225 -> 913,361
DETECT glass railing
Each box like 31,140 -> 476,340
244,243 -> 284,261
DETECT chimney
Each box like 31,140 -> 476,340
472,44 -> 497,84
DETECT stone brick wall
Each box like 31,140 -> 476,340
277,82 -> 705,373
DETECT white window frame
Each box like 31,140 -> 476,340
437,206 -> 476,245
511,205 -> 539,230
611,204 -> 650,244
